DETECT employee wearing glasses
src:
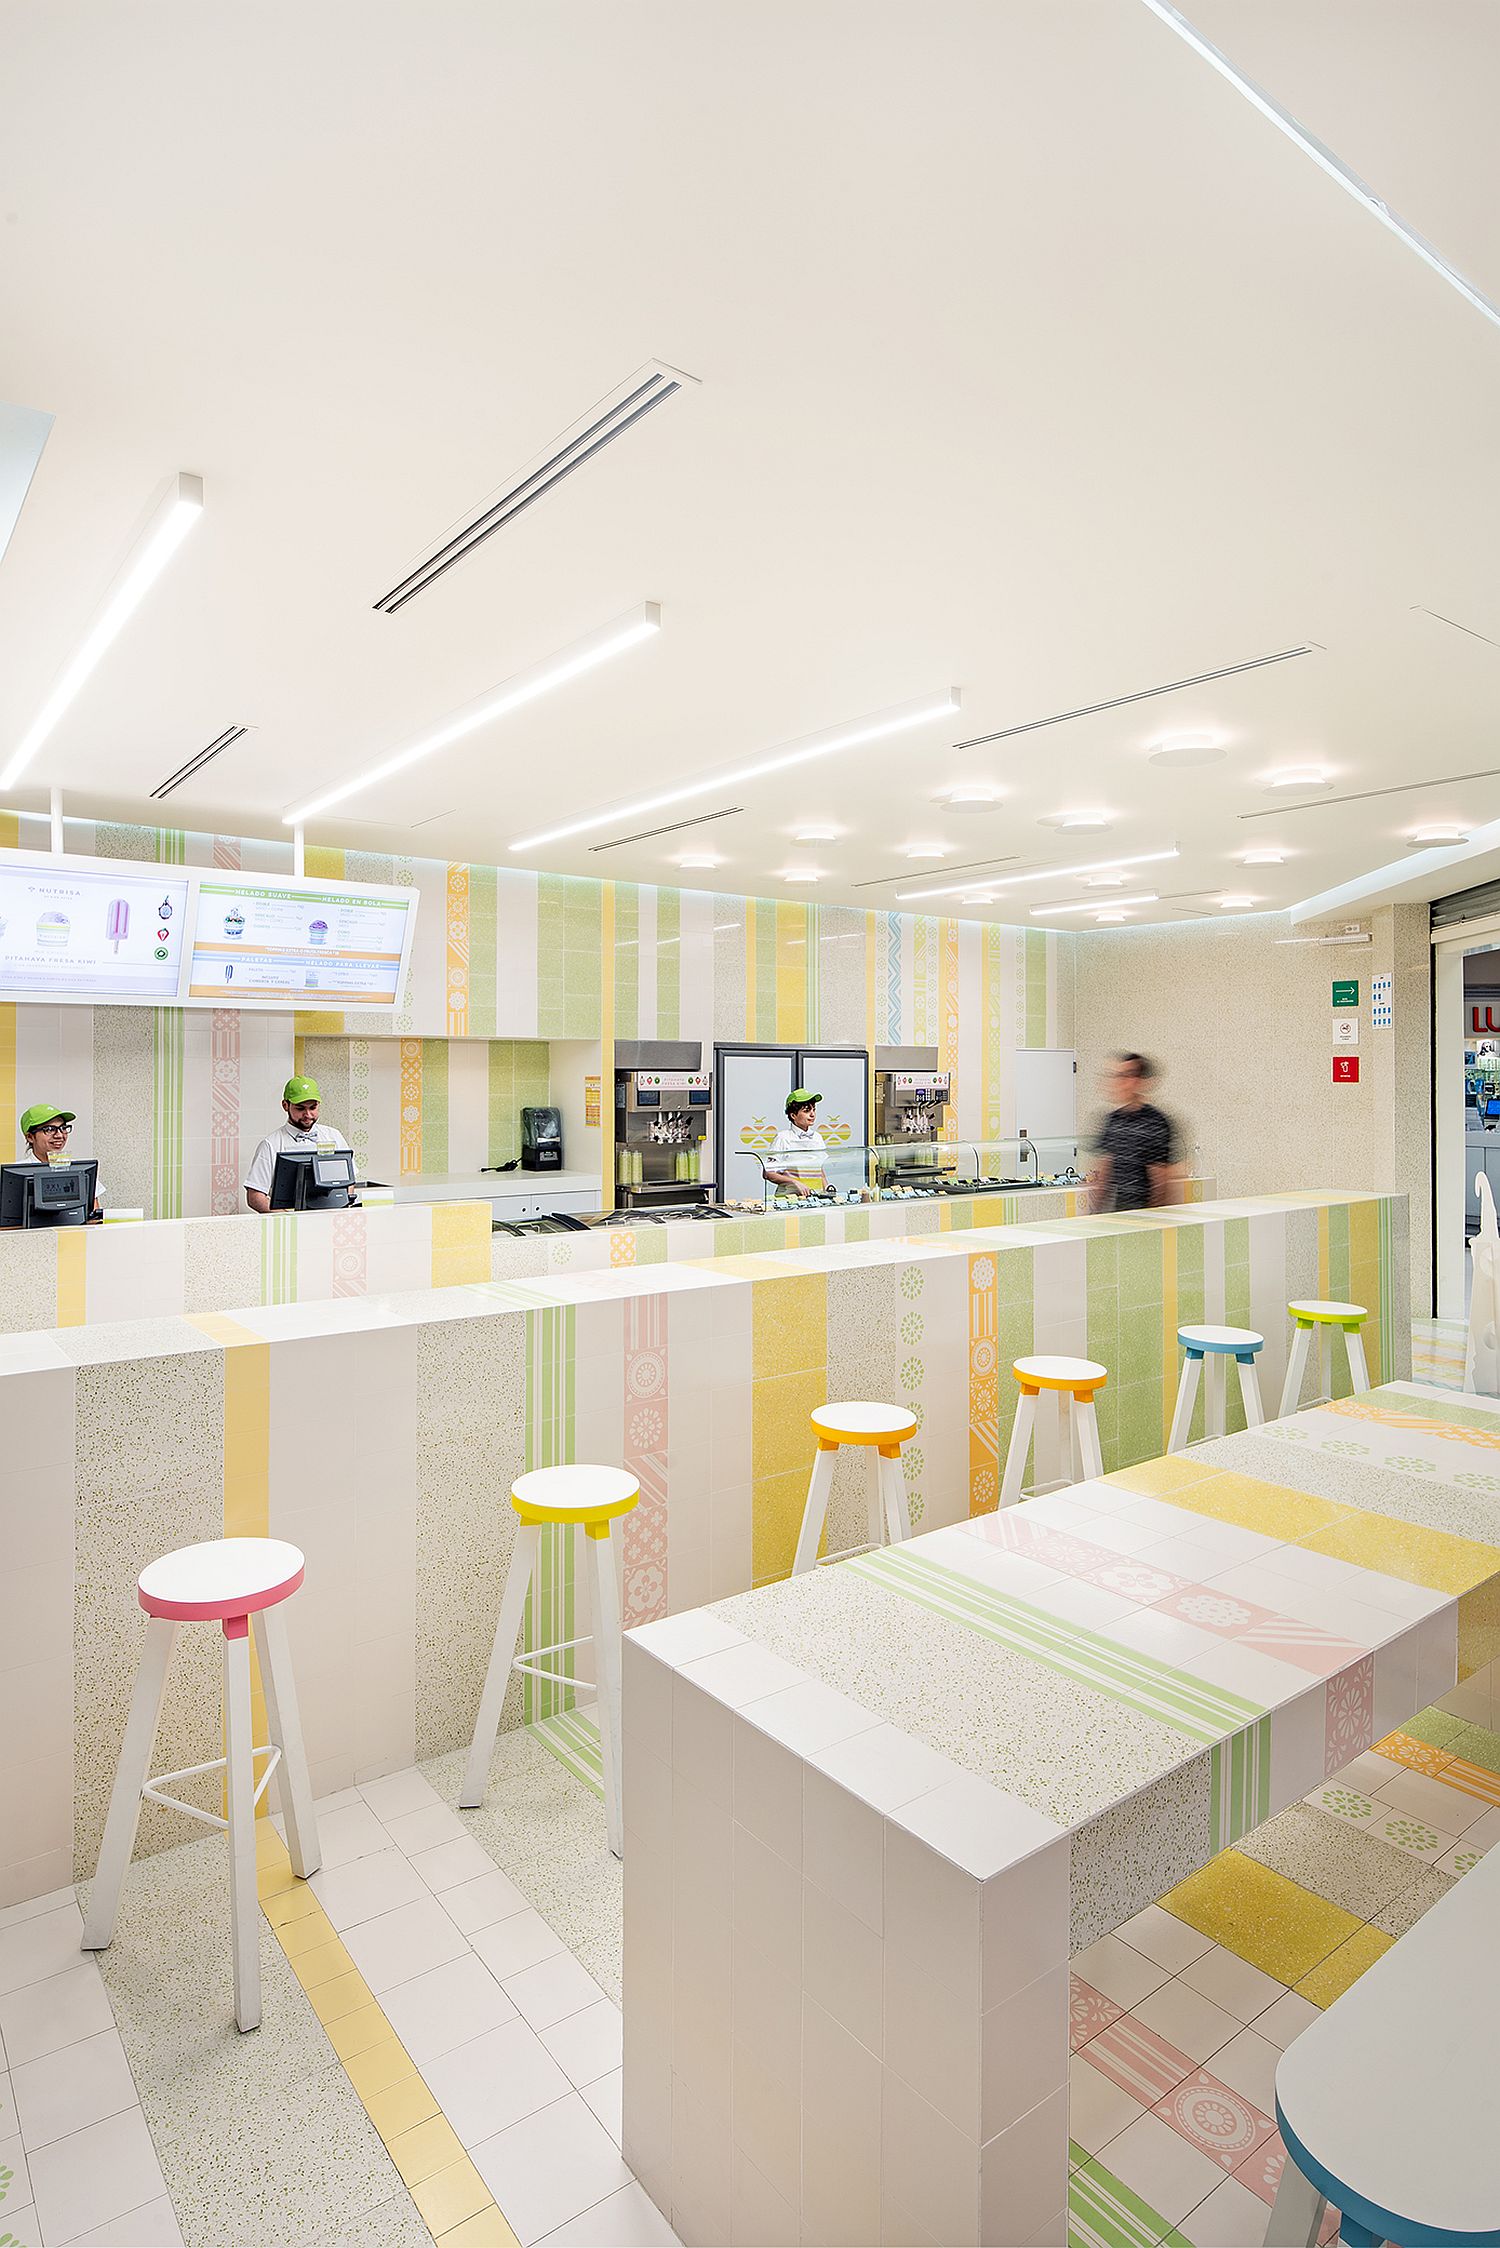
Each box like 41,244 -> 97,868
17,1102 -> 104,1216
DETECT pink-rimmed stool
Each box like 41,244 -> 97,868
82,1537 -> 320,2033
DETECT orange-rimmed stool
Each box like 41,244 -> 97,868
791,1402 -> 918,1577
460,1465 -> 639,1858
999,1355 -> 1108,1506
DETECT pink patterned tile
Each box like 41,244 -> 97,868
1154,1584 -> 1281,1640
1080,2011 -> 1193,2105
1081,1559 -> 1194,1605
1236,1618 -> 1369,1678
1324,1654 -> 1375,1777
1154,2067 -> 1277,2174
967,1513 -> 1118,1578
1069,1976 -> 1124,2052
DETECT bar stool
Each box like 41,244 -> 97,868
1279,1299 -> 1371,1418
82,1536 -> 320,2035
999,1356 -> 1107,1506
1168,1324 -> 1265,1453
460,1465 -> 638,1858
791,1402 -> 917,1577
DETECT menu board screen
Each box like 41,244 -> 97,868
0,860 -> 191,1002
188,882 -> 413,1006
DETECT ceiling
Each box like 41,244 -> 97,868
3,0 -> 1500,928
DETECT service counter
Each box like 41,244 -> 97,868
0,1188 -> 1406,1911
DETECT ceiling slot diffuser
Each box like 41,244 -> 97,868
953,645 -> 1314,752
373,360 -> 700,616
590,805 -> 742,853
150,725 -> 248,800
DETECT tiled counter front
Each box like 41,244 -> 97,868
622,1375 -> 1493,2247
0,1190 -> 1404,1909
0,1198 -> 492,1331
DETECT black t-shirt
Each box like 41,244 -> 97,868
1095,1102 -> 1178,1211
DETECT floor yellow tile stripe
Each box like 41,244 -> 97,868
256,1825 -> 520,2246
1158,1848 -> 1363,1985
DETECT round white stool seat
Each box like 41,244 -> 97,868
138,1536 -> 305,1622
1177,1324 -> 1264,1356
1013,1355 -> 1107,1393
510,1464 -> 640,1529
811,1401 -> 919,1447
1289,1299 -> 1367,1325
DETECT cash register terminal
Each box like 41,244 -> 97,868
268,1148 -> 357,1210
0,1159 -> 99,1228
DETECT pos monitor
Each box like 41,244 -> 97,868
0,1160 -> 98,1228
268,1148 -> 356,1211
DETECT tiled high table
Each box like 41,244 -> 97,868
621,1378 -> 1500,2248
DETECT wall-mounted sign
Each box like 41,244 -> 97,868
1333,1055 -> 1360,1084
1332,1016 -> 1359,1047
1472,1007 -> 1500,1035
1332,979 -> 1360,1008
1372,973 -> 1393,1028
584,1075 -> 601,1128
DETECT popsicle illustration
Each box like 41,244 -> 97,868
106,898 -> 130,953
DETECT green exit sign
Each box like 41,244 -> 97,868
1332,979 -> 1360,1008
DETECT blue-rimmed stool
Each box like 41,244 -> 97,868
1168,1324 -> 1265,1453
1279,1299 -> 1371,1418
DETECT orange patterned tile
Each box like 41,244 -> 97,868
1372,1731 -> 1453,1777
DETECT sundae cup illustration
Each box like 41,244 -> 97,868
308,918 -> 329,946
106,898 -> 130,953
36,911 -> 70,949
223,906 -> 246,939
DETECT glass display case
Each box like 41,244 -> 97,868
748,1138 -> 1085,1208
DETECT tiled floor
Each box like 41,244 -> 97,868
1411,1315 -> 1467,1392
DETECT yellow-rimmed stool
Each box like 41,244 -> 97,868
1279,1299 -> 1371,1418
460,1464 -> 638,1858
999,1355 -> 1108,1506
791,1402 -> 917,1576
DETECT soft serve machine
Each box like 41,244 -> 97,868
873,1049 -> 952,1190
613,1039 -> 714,1209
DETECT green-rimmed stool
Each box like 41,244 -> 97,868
1279,1299 -> 1370,1418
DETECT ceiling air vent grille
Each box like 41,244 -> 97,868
150,725 -> 248,800
374,360 -> 699,616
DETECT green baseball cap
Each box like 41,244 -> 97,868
283,1076 -> 321,1104
20,1102 -> 75,1134
785,1088 -> 821,1112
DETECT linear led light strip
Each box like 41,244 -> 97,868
1138,0 -> 1500,335
2,472 -> 204,791
283,603 -> 661,827
896,846 -> 1179,902
1029,892 -> 1159,917
509,689 -> 962,853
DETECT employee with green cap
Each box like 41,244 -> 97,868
17,1102 -> 103,1215
763,1088 -> 827,1200
243,1077 -> 357,1213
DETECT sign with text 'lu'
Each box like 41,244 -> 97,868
1333,1055 -> 1360,1084
1332,979 -> 1360,1008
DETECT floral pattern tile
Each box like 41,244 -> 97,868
1153,2068 -> 1277,2174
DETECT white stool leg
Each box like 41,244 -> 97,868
1061,1393 -> 1080,1485
999,1391 -> 1036,1507
82,1616 -> 178,1950
1205,1352 -> 1227,1439
1075,1397 -> 1104,1481
460,1522 -> 542,1808
1264,2154 -> 1326,2248
1167,1356 -> 1201,1454
794,1444 -> 837,1574
1279,1324 -> 1312,1418
1237,1355 -> 1265,1429
588,1526 -> 624,1861
1344,1326 -> 1371,1394
864,1449 -> 883,1552
252,1604 -> 321,1881
224,1625 -> 260,2033
878,1447 -> 912,1545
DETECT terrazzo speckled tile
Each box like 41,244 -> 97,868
1189,1429 -> 1500,1547
1293,1923 -> 1394,2007
1232,1803 -> 1418,1921
1158,1851 -> 1361,1984
1367,1863 -> 1458,1938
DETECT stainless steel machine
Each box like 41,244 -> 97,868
873,1045 -> 952,1188
613,1038 -> 714,1208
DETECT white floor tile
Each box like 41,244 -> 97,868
422,2019 -> 572,2147
1177,1946 -> 1286,2025
1460,1805 -> 1500,1847
0,1890 -> 75,1937
308,1848 -> 429,1932
534,2180 -> 678,2246
0,2069 -> 13,2140
300,1800 -> 393,1871
1373,1767 -> 1471,1827
381,1803 -> 471,1856
504,1954 -> 607,2034
1129,1979 -> 1241,2069
0,2128 -> 33,2215
1181,2174 -> 1276,2248
1100,2112 -> 1223,2226
472,1910 -> 567,1982
25,2108 -> 165,2248
64,2191 -> 185,2245
378,1955 -> 517,2067
358,1769 -> 445,1824
539,2000 -> 622,2087
12,2029 -> 138,2151
1204,2026 -> 1280,2115
0,1965 -> 113,2070
441,1867 -> 530,1937
339,1897 -> 469,1994
580,2069 -> 622,2147
1068,1933 -> 1171,2012
1112,1903 -> 1215,1974
308,1785 -> 365,1815
0,1907 -> 84,2000
409,1835 -> 501,1896
1250,1990 -> 1321,2052
1067,2054 -> 1145,2157
471,2092 -> 632,2246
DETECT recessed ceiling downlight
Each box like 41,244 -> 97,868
779,866 -> 822,884
1079,872 -> 1129,889
1147,733 -> 1226,769
940,785 -> 1001,812
1219,893 -> 1255,910
1265,767 -> 1332,792
793,824 -> 840,844
677,852 -> 720,870
901,841 -> 949,859
1042,810 -> 1113,831
1409,823 -> 1470,847
1240,848 -> 1286,865
1095,910 -> 1130,924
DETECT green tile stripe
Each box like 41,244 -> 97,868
1209,1715 -> 1271,1850
804,900 -> 820,1042
530,1706 -> 603,1798
259,1212 -> 298,1304
1024,927 -> 1048,1048
523,1304 -> 576,1723
614,882 -> 639,1037
1378,1195 -> 1396,1379
469,862 -> 497,1037
419,1038 -> 449,1172
845,1548 -> 1262,1743
1068,2150 -> 1189,2248
656,886 -> 680,1040
754,902 -> 777,1042
151,1005 -> 184,1219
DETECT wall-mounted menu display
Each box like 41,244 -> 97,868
187,881 -> 414,1008
0,855 -> 191,1002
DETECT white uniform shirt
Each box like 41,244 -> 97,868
243,1121 -> 352,1198
768,1123 -> 827,1181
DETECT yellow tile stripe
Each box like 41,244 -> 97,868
55,1227 -> 87,1326
257,1826 -> 519,2245
431,1201 -> 491,1288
